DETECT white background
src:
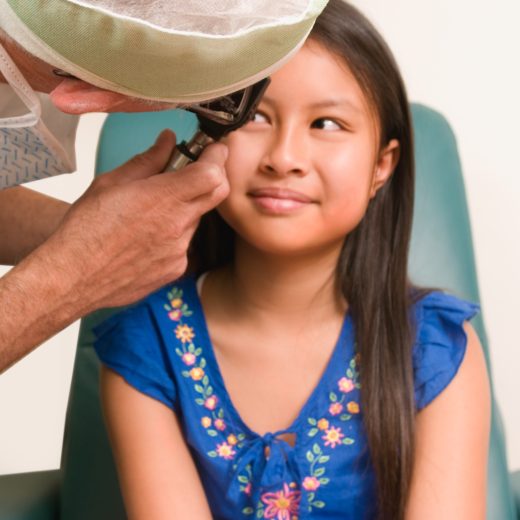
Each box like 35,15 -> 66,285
1,0 -> 519,475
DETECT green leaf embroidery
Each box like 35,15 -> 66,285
312,443 -> 321,455
319,477 -> 330,485
342,437 -> 354,445
218,408 -> 224,419
195,398 -> 204,405
195,348 -> 202,356
200,358 -> 207,369
313,501 -> 325,508
340,414 -> 351,421
195,384 -> 204,394
208,451 -> 217,457
318,455 -> 330,463
188,344 -> 195,353
207,429 -> 218,437
308,418 -> 317,426
238,475 -> 249,484
242,507 -> 254,515
202,375 -> 209,386
308,428 -> 318,437
175,348 -> 183,357
306,451 -> 315,463
314,467 -> 325,477
329,392 -> 338,402
181,370 -> 189,378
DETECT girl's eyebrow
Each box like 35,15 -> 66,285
262,95 -> 361,113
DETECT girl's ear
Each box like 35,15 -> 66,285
370,139 -> 400,198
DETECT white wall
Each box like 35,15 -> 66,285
1,0 -> 519,475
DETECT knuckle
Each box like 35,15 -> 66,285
200,163 -> 224,188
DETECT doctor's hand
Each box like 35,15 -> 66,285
58,129 -> 229,308
0,130 -> 228,372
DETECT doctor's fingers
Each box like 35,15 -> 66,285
151,143 -> 229,209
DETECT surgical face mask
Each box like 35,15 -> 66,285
0,41 -> 77,189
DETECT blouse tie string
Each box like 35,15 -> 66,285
226,430 -> 301,506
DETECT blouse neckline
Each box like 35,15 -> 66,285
186,275 -> 353,441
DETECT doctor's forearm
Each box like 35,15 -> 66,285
0,243 -> 87,373
0,186 -> 69,265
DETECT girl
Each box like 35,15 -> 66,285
94,1 -> 490,518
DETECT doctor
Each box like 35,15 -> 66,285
0,0 -> 327,372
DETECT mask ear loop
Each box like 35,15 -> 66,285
0,41 -> 41,128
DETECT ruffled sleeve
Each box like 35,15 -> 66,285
413,291 -> 480,411
94,301 -> 177,410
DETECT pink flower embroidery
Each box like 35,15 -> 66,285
322,426 -> 344,448
168,309 -> 183,321
216,442 -> 236,460
261,483 -> 301,520
204,395 -> 218,410
329,402 -> 343,415
338,377 -> 355,393
214,418 -> 226,431
302,476 -> 320,491
243,482 -> 252,496
181,352 -> 196,366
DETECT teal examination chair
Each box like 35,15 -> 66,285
0,104 -> 519,519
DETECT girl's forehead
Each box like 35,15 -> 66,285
267,40 -> 370,115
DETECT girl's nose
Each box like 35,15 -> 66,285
259,126 -> 310,177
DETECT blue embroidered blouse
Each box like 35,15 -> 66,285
94,275 -> 479,520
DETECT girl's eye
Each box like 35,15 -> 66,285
251,111 -> 269,124
311,118 -> 342,131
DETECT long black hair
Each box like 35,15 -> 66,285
188,2 -> 420,517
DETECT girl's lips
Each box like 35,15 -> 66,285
247,187 -> 314,213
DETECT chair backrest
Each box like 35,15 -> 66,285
58,105 -> 516,519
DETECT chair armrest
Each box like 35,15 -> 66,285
0,469 -> 60,520
511,469 -> 520,520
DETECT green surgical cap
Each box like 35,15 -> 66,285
0,0 -> 328,103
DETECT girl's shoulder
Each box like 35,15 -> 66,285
411,290 -> 480,411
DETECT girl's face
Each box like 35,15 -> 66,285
218,40 -> 399,258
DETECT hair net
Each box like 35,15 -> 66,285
0,0 -> 328,102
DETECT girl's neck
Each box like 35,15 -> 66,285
211,239 -> 346,324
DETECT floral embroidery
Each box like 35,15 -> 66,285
328,402 -> 343,415
181,352 -> 196,365
302,476 -> 320,491
216,442 -> 236,460
168,285 -> 247,463
338,376 -> 355,393
302,354 -> 361,512
322,426 -> 344,448
175,323 -> 195,343
261,483 -> 301,520
189,367 -> 205,380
